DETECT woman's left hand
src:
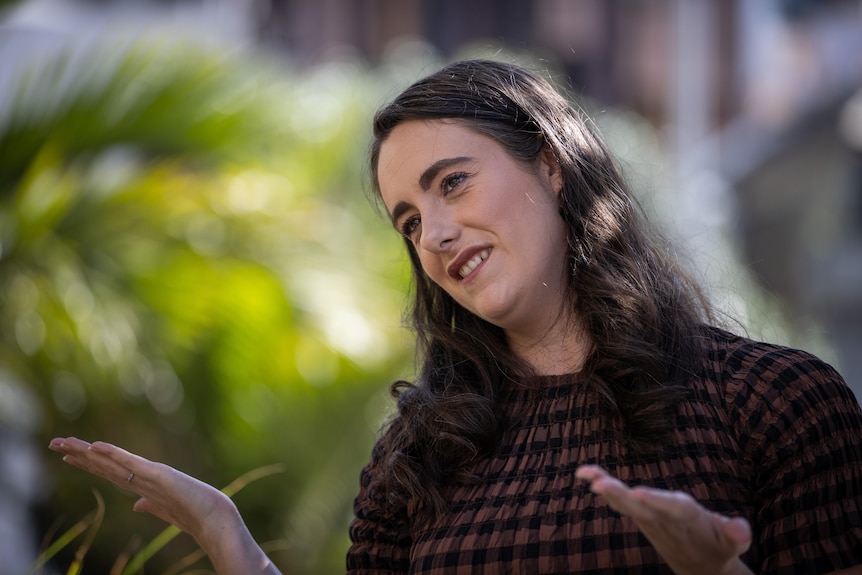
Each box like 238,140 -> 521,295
576,465 -> 754,575
49,437 -> 280,574
49,437 -> 239,552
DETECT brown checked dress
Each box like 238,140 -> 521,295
347,327 -> 862,574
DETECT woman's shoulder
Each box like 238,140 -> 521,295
698,325 -> 862,452
699,325 -> 848,396
696,330 -> 862,572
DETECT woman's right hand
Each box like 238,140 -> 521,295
576,464 -> 753,575
49,437 -> 281,574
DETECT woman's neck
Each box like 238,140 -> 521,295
506,315 -> 591,376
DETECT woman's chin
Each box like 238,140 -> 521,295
467,299 -> 519,330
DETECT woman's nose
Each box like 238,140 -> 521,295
418,208 -> 459,254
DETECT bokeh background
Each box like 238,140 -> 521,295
1,0 -> 861,573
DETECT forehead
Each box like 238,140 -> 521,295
377,120 -> 493,189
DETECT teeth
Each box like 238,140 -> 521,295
458,249 -> 490,278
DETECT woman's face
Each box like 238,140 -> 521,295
377,119 -> 570,341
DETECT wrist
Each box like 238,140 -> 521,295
193,493 -> 246,551
194,496 -> 279,574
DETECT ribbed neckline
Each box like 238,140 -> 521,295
498,372 -> 584,405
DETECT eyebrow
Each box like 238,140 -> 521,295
388,156 -> 474,227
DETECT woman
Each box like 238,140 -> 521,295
50,59 -> 862,574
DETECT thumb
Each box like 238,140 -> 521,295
133,498 -> 179,528
716,514 -> 752,555
132,497 -> 149,513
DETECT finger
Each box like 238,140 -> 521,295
576,465 -> 646,516
49,436 -> 91,454
51,438 -> 142,489
49,437 -> 77,452
132,497 -> 182,528
714,514 -> 752,553
576,465 -> 638,496
61,450 -> 134,488
574,464 -> 609,482
630,486 -> 701,522
584,477 -> 660,521
596,487 -> 653,519
576,465 -> 631,500
88,441 -> 158,483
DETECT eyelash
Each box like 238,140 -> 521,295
400,215 -> 420,238
442,172 -> 467,194
398,171 -> 470,239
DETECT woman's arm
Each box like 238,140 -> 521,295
49,437 -> 281,575
575,341 -> 862,575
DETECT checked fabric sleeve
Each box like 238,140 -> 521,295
721,335 -> 862,573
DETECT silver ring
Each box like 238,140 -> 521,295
125,472 -> 135,483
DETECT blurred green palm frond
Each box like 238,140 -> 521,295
0,41 -> 275,184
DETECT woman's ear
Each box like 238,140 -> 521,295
538,145 -> 563,197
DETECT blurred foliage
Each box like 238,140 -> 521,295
0,34 -> 424,574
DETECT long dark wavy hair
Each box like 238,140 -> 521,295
367,59 -> 712,527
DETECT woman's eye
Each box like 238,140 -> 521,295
400,215 -> 421,239
441,173 -> 466,194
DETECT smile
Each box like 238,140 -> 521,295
458,248 -> 491,279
